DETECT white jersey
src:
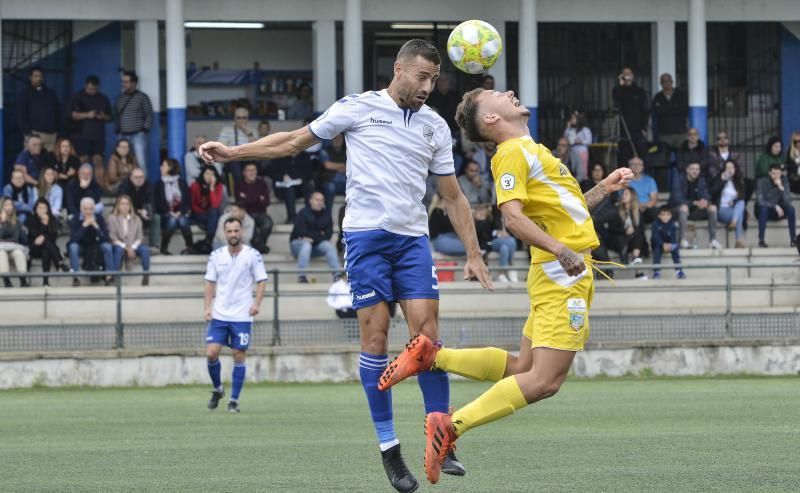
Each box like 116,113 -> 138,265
309,89 -> 455,237
204,245 -> 268,322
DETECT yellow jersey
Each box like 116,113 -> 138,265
491,135 -> 599,264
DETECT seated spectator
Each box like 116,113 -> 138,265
458,160 -> 493,206
651,205 -> 685,279
670,162 -> 719,249
707,131 -> 739,183
0,198 -> 29,287
784,131 -> 800,194
269,128 -> 317,223
553,137 -> 574,175
755,164 -> 796,248
14,134 -> 53,186
119,168 -> 160,250
190,165 -> 225,251
3,169 -> 38,225
474,204 -> 518,282
27,198 -> 67,285
235,162 -> 273,254
51,137 -> 81,186
108,195 -> 150,286
155,158 -> 193,255
563,110 -> 591,181
626,157 -> 658,224
755,136 -> 783,179
581,163 -> 616,222
468,141 -> 497,180
429,193 -> 465,255
67,197 -> 114,286
327,272 -> 356,319
213,203 -> 254,250
185,135 -> 223,187
66,163 -> 103,218
606,188 -> 649,265
289,191 -> 340,283
715,160 -> 747,248
106,138 -> 140,193
318,134 -> 347,214
288,83 -> 314,120
37,167 -> 63,218
677,128 -> 709,174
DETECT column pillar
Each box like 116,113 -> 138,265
651,21 -> 676,95
313,20 -> 338,111
486,19 -> 507,91
166,0 -> 187,168
688,0 -> 707,141
344,0 -> 363,95
0,7 -> 5,189
135,20 -> 162,178
519,0 -> 539,139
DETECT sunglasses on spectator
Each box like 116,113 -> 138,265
794,139 -> 800,144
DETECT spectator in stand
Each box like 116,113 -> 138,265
155,158 -> 193,255
606,188 -> 649,265
3,169 -> 38,225
481,75 -> 495,90
289,191 -> 340,283
15,66 -> 59,151
457,160 -> 493,206
707,131 -> 740,183
553,137 -> 574,175
27,198 -> 67,285
115,70 -> 153,171
213,202 -> 254,250
287,83 -> 314,120
119,167 -> 160,250
715,160 -> 747,248
69,75 -> 112,176
185,135 -> 223,186
318,134 -> 347,214
785,131 -> 800,194
106,138 -> 140,193
469,140 -> 497,180
327,272 -> 356,319
235,162 -> 272,254
428,193 -> 465,255
68,197 -> 114,286
755,137 -> 783,179
678,128 -> 709,174
269,123 -> 317,223
427,73 -> 460,132
612,67 -> 649,164
651,205 -> 685,280
671,162 -> 719,249
218,107 -> 259,190
581,164 -> 616,277
108,195 -> 150,286
563,110 -> 592,181
14,134 -> 53,185
0,198 -> 29,287
755,163 -> 796,248
190,165 -> 225,250
258,120 -> 271,138
651,73 -> 688,152
66,164 -> 103,218
473,204 -> 518,283
36,167 -> 63,218
627,157 -> 659,224
51,137 -> 82,186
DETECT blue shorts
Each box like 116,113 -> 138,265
343,230 -> 439,311
205,319 -> 252,350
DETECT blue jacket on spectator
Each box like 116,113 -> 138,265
66,179 -> 103,217
16,84 -> 60,135
290,206 -> 333,247
651,219 -> 679,247
14,149 -> 53,181
68,213 -> 110,246
670,172 -> 710,208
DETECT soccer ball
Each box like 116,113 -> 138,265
446,20 -> 503,74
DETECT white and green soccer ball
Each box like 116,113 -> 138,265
446,20 -> 503,74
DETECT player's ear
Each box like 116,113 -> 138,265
483,112 -> 499,125
393,60 -> 403,78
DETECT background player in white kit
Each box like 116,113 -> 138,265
204,217 -> 268,414
199,39 -> 491,492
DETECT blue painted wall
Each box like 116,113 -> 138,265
527,106 -> 538,141
689,106 -> 708,143
780,26 -> 800,147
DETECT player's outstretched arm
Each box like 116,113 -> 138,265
583,167 -> 633,212
250,280 -> 266,316
198,126 -> 320,164
204,281 -> 215,321
436,174 -> 494,290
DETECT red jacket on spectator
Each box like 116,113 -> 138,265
190,181 -> 224,215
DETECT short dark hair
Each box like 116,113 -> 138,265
164,158 -> 181,176
224,217 -> 242,227
397,39 -> 441,65
30,66 -> 43,76
232,201 -> 246,210
242,162 -> 258,171
122,70 -> 138,83
768,163 -> 783,172
86,75 -> 100,86
658,205 -> 672,214
455,88 -> 487,142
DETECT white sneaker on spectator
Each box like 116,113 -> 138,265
636,273 -> 649,281
497,273 -> 510,283
680,239 -> 690,249
630,257 -> 642,266
508,270 -> 519,283
709,239 -> 721,250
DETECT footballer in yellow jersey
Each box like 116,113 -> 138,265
378,87 -> 632,485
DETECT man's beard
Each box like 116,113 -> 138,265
227,238 -> 240,247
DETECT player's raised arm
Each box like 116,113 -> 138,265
198,125 -> 320,164
583,167 -> 633,212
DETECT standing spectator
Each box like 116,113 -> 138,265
678,128 -> 709,174
627,157 -> 659,223
36,167 -> 63,218
606,188 -> 648,264
269,134 -> 317,224
190,165 -> 225,251
473,204 -> 518,283
707,131 -> 740,183
119,168 -> 160,250
651,73 -> 688,151
66,164 -> 103,218
185,135 -> 223,186
755,137 -> 783,179
3,169 -> 38,225
755,164 -> 796,248
27,198 -> 67,285
67,197 -> 114,286
289,191 -> 340,283
670,162 -> 719,249
318,134 -> 348,214
785,131 -> 800,194
553,137 -> 574,175
14,134 -> 53,185
218,107 -> 258,191
612,67 -> 649,164
15,66 -> 59,151
457,160 -> 493,206
426,73 -> 459,132
51,137 -> 82,185
0,198 -> 29,287
106,138 -> 140,193
155,158 -> 193,255
563,110 -> 592,181
651,205 -> 685,279
428,193 -> 465,256
69,75 -> 112,175
235,162 -> 273,254
716,160 -> 747,248
213,203 -> 254,250
287,83 -> 314,120
107,195 -> 150,285
115,70 -> 153,171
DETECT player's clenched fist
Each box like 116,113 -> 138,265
198,141 -> 235,164
602,167 -> 634,193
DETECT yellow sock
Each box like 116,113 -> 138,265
451,376 -> 527,436
433,347 -> 508,382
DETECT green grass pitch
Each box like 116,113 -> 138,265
2,377 -> 799,492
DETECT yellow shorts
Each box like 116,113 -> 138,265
522,258 -> 595,351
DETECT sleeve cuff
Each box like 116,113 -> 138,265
307,124 -> 325,141
431,171 -> 455,176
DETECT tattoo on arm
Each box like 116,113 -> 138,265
583,182 -> 608,212
556,246 -> 585,276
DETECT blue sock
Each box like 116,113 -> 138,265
208,358 -> 222,390
231,362 -> 246,401
359,352 -> 398,450
417,369 -> 450,414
